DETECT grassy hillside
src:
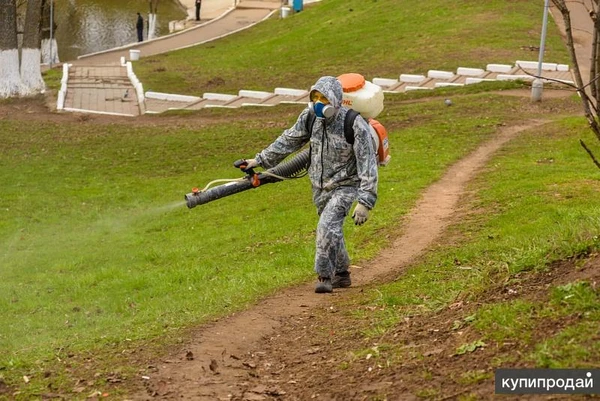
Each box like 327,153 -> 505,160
134,0 -> 569,95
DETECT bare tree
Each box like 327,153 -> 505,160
148,0 -> 159,40
21,0 -> 44,94
0,0 -> 23,98
0,0 -> 46,98
551,0 -> 600,168
40,0 -> 58,65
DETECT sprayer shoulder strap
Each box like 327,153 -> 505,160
343,109 -> 360,145
305,109 -> 360,145
306,109 -> 316,136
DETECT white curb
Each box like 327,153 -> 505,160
497,74 -> 535,81
405,86 -> 432,91
274,88 -> 308,96
145,91 -> 200,102
516,60 -> 558,71
203,93 -> 237,101
427,70 -> 454,80
465,77 -> 496,85
486,64 -> 512,73
400,74 -> 426,83
457,67 -> 485,77
372,78 -> 399,87
238,90 -> 272,99
435,82 -> 464,88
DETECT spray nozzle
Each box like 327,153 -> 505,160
185,190 -> 199,209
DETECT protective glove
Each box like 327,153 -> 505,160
352,203 -> 370,226
244,158 -> 258,169
234,158 -> 259,173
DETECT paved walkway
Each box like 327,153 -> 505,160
72,4 -> 278,66
549,0 -> 593,85
61,0 -> 283,116
62,65 -> 141,117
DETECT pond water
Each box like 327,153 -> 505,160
52,0 -> 186,62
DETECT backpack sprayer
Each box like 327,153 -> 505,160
185,149 -> 309,209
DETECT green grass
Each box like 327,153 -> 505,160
41,68 -> 62,91
473,300 -> 537,343
130,0 -> 569,95
529,280 -> 600,367
458,370 -> 493,385
531,321 -> 600,368
550,280 -> 600,313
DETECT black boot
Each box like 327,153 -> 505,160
315,276 -> 333,293
332,271 -> 351,288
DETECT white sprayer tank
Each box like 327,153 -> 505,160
337,73 -> 384,119
337,73 -> 390,166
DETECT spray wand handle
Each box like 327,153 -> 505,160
233,159 -> 256,174
233,159 -> 260,187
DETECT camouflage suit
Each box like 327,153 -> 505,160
255,76 -> 378,279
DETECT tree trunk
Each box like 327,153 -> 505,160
39,0 -> 58,64
148,13 -> 157,40
0,0 -> 22,98
148,0 -> 158,40
21,0 -> 45,94
592,0 -> 600,111
591,13 -> 599,100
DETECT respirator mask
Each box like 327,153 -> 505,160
309,90 -> 335,118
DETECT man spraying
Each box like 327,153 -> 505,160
240,76 -> 378,293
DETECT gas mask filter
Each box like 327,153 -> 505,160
312,101 -> 335,118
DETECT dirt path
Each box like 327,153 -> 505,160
130,119 -> 548,400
